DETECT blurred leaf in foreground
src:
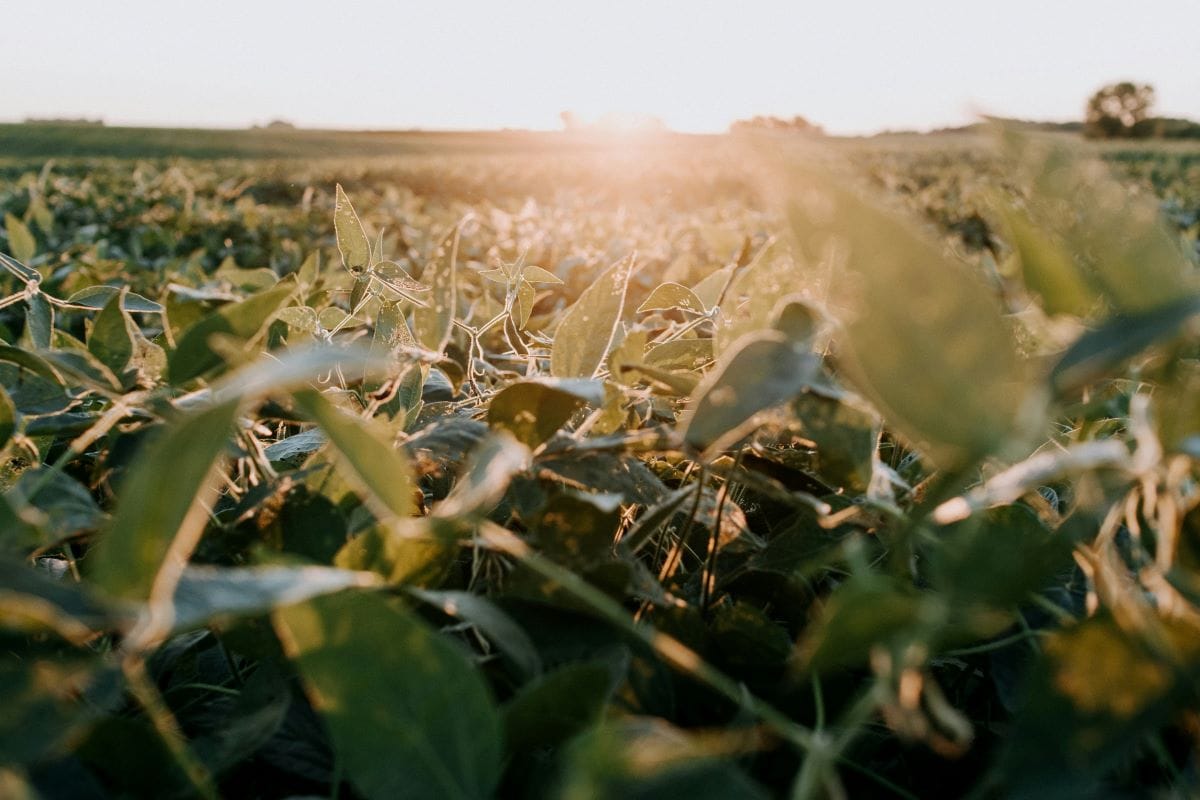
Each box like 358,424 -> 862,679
275,590 -> 502,800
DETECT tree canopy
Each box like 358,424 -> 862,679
1085,82 -> 1155,139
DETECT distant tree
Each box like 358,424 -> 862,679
1084,82 -> 1155,139
24,117 -> 104,126
1153,117 -> 1200,139
729,115 -> 823,135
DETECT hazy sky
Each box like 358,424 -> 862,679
3,1 -> 1197,134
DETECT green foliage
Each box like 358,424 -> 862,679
550,253 -> 634,378
1,133 -> 1200,799
275,591 -> 503,800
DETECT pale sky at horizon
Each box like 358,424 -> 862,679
3,1 -> 1197,135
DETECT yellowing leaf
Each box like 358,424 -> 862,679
551,254 -> 634,378
4,213 -> 36,265
334,184 -> 371,274
638,282 -> 706,314
414,226 -> 458,354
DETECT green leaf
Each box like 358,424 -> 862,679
434,432 -> 531,519
638,282 -> 706,314
168,282 -> 294,384
1003,206 -> 1097,317
274,590 -> 502,800
0,558 -> 114,638
8,468 -> 106,541
0,252 -> 40,283
1003,615 -> 1194,798
334,184 -> 371,275
931,505 -> 1071,609
787,169 -> 1032,465
65,285 -> 163,313
334,519 -> 455,588
681,331 -> 819,455
793,391 -> 879,492
274,305 -> 318,334
797,576 -> 925,672
293,390 -> 413,520
1015,138 -> 1195,315
24,292 -> 53,350
622,485 -> 696,554
4,213 -> 36,264
551,253 -> 634,378
0,654 -> 109,765
556,720 -> 769,800
413,227 -> 458,354
189,661 -> 291,777
502,661 -> 614,755
408,588 -> 543,678
87,290 -> 136,375
0,384 -> 14,451
487,378 -> 602,448
710,601 -> 793,668
1051,294 -> 1200,395
644,338 -> 712,370
0,345 -> 66,385
373,260 -> 429,293
169,565 -> 379,633
691,265 -> 733,311
89,400 -> 240,600
368,302 -> 426,416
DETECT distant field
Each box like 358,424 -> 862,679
6,121 -> 1200,162
0,122 -> 728,161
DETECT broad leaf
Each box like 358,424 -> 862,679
502,661 -> 614,755
274,590 -> 502,800
551,253 -> 634,378
4,213 -> 36,264
638,282 -> 706,314
334,184 -> 371,274
487,378 -> 602,448
65,285 -> 163,313
786,168 -> 1032,465
681,331 -> 819,455
89,400 -> 240,600
168,282 -> 294,384
293,390 -> 413,520
413,226 -> 458,354
170,564 -> 380,633
409,588 -> 543,678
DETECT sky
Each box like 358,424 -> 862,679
3,0 -> 1198,135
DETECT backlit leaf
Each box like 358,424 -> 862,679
638,282 -> 706,314
551,253 -> 634,378
168,282 -> 294,384
488,378 -> 602,448
4,213 -> 36,264
414,226 -> 458,354
681,331 -> 819,455
293,390 -> 413,521
334,184 -> 371,274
